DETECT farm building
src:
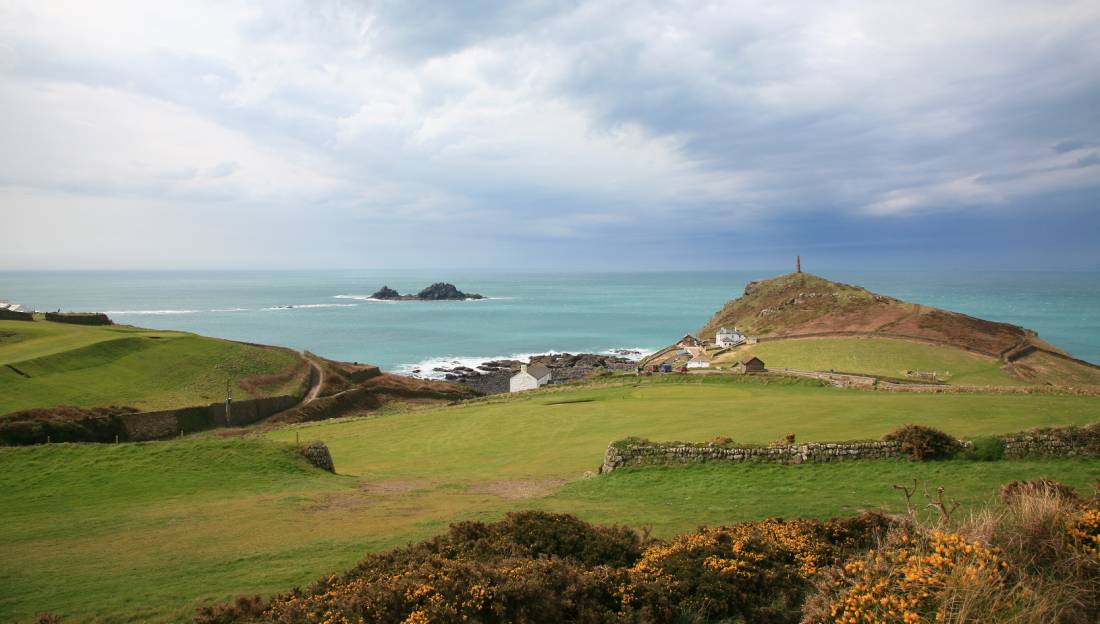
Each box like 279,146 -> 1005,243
686,355 -> 711,369
732,357 -> 766,374
509,363 -> 552,392
677,334 -> 704,348
715,326 -> 746,347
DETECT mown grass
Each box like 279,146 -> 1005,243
2,377 -> 1099,622
538,459 -> 1100,535
0,320 -> 302,415
711,336 -> 1024,385
272,376 -> 1100,479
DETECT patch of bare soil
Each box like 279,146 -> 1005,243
469,479 -> 568,500
359,479 -> 433,494
305,480 -> 434,513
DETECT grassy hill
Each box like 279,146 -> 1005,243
691,272 -> 1100,385
0,319 -> 306,415
709,336 -> 1028,385
2,375 -> 1098,621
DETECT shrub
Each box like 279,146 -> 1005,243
806,485 -> 1100,624
961,436 -> 1006,461
882,424 -> 961,460
1000,479 -> 1078,505
200,512 -> 887,624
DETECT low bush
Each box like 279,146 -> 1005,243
882,424 -> 961,460
198,488 -> 1097,624
805,487 -> 1100,624
961,435 -> 1006,461
999,478 -> 1078,505
198,511 -> 889,624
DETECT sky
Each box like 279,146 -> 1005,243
1,0 -> 1098,271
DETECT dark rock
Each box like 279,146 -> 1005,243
301,441 -> 335,472
415,282 -> 483,300
370,285 -> 401,300
369,283 -> 485,300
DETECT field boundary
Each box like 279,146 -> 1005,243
601,423 -> 1100,473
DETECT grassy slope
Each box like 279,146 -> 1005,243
0,320 -> 302,415
3,377 -> 1099,622
711,336 -> 1025,385
272,377 -> 1100,480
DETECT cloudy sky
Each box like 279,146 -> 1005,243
1,0 -> 1098,270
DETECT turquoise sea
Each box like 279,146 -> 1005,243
2,270 -> 1098,373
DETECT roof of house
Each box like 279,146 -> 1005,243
527,364 -> 551,379
678,334 -> 702,344
717,326 -> 741,334
742,357 -> 764,365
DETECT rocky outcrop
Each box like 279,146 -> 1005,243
370,286 -> 401,300
425,352 -> 637,394
369,282 -> 484,301
301,441 -> 335,472
416,282 -> 483,300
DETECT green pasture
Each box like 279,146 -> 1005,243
2,376 -> 1098,622
0,320 -> 302,415
711,336 -> 1024,385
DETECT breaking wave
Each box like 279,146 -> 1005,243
394,346 -> 653,379
263,303 -> 358,310
104,309 -> 199,315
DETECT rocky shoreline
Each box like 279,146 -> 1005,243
410,352 -> 641,395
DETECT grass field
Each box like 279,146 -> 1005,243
711,336 -> 1024,385
0,320 -> 304,415
2,376 -> 1098,622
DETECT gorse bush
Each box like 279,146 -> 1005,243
198,488 -> 1098,624
882,425 -> 961,461
804,485 -> 1100,624
197,511 -> 888,624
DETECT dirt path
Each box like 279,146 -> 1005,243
303,357 -> 324,403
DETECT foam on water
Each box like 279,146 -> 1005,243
104,309 -> 200,315
395,347 -> 654,379
263,303 -> 358,310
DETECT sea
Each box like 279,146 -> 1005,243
2,270 -> 1099,374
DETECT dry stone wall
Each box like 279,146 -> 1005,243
602,440 -> 904,473
43,312 -> 113,325
117,394 -> 301,441
999,426 -> 1099,459
601,424 -> 1099,473
0,308 -> 34,321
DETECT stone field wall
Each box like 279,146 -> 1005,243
601,424 -> 1098,473
118,394 -> 301,441
602,440 -> 905,473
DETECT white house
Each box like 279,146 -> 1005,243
686,355 -> 711,369
509,363 -> 552,392
715,326 -> 746,348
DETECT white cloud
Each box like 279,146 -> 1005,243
0,0 -> 1098,267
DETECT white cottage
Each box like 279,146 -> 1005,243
509,363 -> 552,392
686,355 -> 711,369
715,326 -> 746,348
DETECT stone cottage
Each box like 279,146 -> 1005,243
509,363 -> 552,392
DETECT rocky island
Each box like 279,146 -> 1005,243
370,282 -> 484,301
